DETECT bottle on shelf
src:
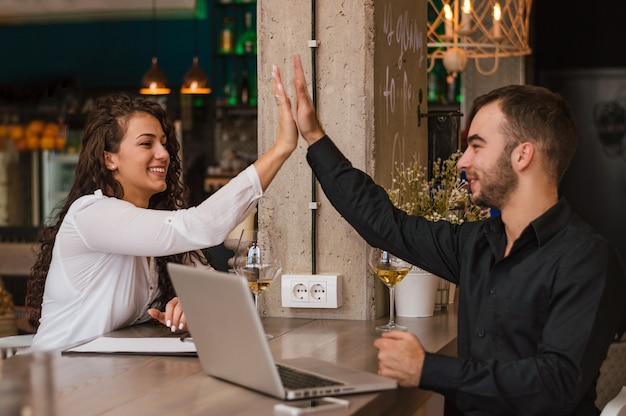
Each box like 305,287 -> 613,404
221,83 -> 232,106
427,72 -> 439,102
239,69 -> 250,106
228,72 -> 238,106
249,73 -> 257,107
236,11 -> 256,55
219,17 -> 235,54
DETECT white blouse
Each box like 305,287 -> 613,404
31,165 -> 262,350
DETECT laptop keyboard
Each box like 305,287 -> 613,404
277,364 -> 343,389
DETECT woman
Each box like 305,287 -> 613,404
27,65 -> 296,349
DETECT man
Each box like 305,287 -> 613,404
283,54 -> 626,415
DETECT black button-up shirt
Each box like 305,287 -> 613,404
307,136 -> 626,415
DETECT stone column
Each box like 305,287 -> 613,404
257,0 -> 428,320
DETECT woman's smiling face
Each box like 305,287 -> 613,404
104,113 -> 170,208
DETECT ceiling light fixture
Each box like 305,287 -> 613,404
140,0 -> 170,95
181,57 -> 211,95
427,0 -> 533,76
181,10 -> 211,95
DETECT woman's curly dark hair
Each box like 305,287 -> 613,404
26,92 -> 208,330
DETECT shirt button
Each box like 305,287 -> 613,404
477,330 -> 485,338
149,286 -> 154,291
489,287 -> 496,294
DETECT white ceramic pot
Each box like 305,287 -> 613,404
395,267 -> 439,317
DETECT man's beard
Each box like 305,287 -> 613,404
471,149 -> 518,211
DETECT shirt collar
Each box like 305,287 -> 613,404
529,198 -> 573,246
484,198 -> 573,254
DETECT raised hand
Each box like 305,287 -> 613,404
251,61 -> 299,190
271,63 -> 298,157
292,55 -> 326,146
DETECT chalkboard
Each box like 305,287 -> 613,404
373,0 -> 428,187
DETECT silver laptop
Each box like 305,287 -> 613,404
166,263 -> 397,400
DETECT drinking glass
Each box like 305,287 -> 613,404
233,228 -> 282,318
368,247 -> 411,332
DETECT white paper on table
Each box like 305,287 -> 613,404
62,337 -> 197,356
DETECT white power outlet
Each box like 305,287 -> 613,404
281,274 -> 342,308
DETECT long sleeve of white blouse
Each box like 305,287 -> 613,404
66,165 -> 262,257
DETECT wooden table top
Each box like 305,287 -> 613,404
1,308 -> 458,416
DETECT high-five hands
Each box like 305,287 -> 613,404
291,55 -> 326,145
271,55 -> 326,147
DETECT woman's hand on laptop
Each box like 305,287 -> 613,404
148,297 -> 187,333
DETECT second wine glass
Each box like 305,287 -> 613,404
368,247 -> 411,333
233,228 -> 282,318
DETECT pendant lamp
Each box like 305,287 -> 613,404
181,58 -> 211,95
140,57 -> 171,95
140,0 -> 170,95
181,13 -> 211,94
427,0 -> 533,76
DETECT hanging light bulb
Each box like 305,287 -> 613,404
181,57 -> 211,94
140,57 -> 171,95
140,0 -> 170,95
181,13 -> 211,95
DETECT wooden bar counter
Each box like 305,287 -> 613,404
2,308 -> 457,415
0,242 -> 37,276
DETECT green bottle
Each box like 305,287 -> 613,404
236,12 -> 256,55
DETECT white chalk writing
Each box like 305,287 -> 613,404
381,2 -> 423,126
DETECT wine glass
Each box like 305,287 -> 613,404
233,228 -> 282,319
368,247 -> 411,333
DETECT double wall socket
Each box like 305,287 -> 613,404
281,274 -> 342,308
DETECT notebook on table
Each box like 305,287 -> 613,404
166,263 -> 397,400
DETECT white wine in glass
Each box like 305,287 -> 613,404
233,229 -> 282,322
369,247 -> 411,332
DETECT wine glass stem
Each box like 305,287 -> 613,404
254,293 -> 261,316
388,287 -> 396,326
